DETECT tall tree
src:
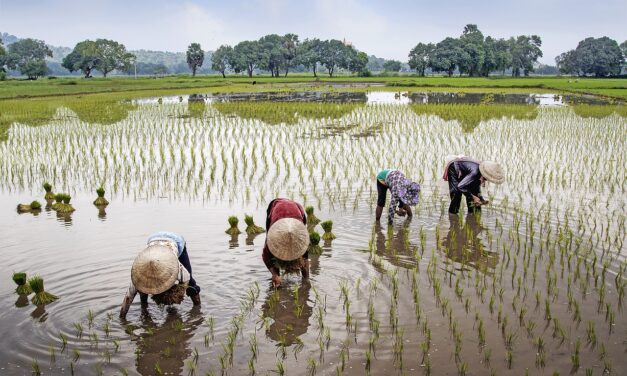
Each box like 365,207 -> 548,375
348,50 -> 369,75
408,42 -> 434,76
62,40 -> 100,78
573,37 -> 623,77
296,38 -> 322,77
186,43 -> 204,76
281,33 -> 299,77
458,24 -> 485,76
509,35 -> 542,77
555,50 -> 579,75
92,39 -> 134,77
319,39 -> 349,77
258,34 -> 284,77
0,37 -> 6,74
5,38 -> 52,79
383,59 -> 402,72
493,38 -> 512,75
232,40 -> 261,78
429,37 -> 463,77
211,45 -> 233,78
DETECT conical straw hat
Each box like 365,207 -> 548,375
479,161 -> 505,184
131,244 -> 179,295
267,218 -> 309,261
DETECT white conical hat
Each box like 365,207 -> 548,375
131,244 -> 179,295
479,161 -> 505,184
267,218 -> 309,261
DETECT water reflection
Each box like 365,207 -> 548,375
14,294 -> 29,308
261,283 -> 313,345
228,234 -> 239,249
133,305 -> 204,376
96,205 -> 107,221
373,221 -> 418,270
56,211 -> 73,226
30,305 -> 48,322
441,214 -> 498,274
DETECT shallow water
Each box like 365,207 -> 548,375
1,98 -> 625,375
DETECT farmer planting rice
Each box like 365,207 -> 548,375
443,156 -> 505,214
375,169 -> 421,223
263,198 -> 310,288
119,232 -> 200,318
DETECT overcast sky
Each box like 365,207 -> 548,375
1,0 -> 625,64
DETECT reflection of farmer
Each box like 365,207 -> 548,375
261,283 -> 313,345
375,169 -> 421,223
120,232 -> 201,318
443,157 -> 504,214
442,214 -> 498,273
263,198 -> 310,288
133,305 -> 204,376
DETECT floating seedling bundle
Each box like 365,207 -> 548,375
28,276 -> 59,305
244,214 -> 265,234
225,216 -> 241,235
43,182 -> 55,200
308,231 -> 322,255
320,220 -> 336,241
152,283 -> 188,305
52,193 -> 75,213
305,206 -> 320,227
93,187 -> 109,206
16,201 -> 41,213
13,272 -> 32,295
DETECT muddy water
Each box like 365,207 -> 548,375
0,97 -> 625,375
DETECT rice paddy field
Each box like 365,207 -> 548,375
0,90 -> 625,375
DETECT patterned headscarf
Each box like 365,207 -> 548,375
397,179 -> 421,206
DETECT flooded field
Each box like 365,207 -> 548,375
0,92 -> 625,375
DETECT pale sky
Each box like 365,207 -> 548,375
1,0 -> 625,64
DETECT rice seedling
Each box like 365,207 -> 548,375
12,272 -> 32,295
32,358 -> 41,375
28,276 -> 58,305
16,200 -> 42,213
307,231 -> 323,255
244,214 -> 265,234
93,186 -> 109,206
225,216 -> 241,235
320,220 -> 336,241
305,205 -> 321,227
43,181 -> 55,200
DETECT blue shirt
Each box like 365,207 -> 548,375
147,232 -> 186,257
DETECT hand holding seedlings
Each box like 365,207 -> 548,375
262,198 -> 310,288
119,232 -> 200,318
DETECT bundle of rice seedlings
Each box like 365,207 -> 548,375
244,214 -> 265,234
51,194 -> 64,211
93,187 -> 109,206
16,201 -> 42,213
13,272 -> 32,295
273,257 -> 305,275
152,283 -> 188,305
43,182 -> 55,200
305,206 -> 321,227
56,194 -> 75,214
308,231 -> 323,255
28,276 -> 59,305
320,220 -> 336,241
225,216 -> 241,235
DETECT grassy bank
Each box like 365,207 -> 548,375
1,75 -> 625,100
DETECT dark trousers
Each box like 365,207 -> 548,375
448,165 -> 482,214
377,179 -> 405,209
178,246 -> 198,290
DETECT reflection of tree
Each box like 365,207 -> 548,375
441,214 -> 498,274
133,306 -> 204,376
571,104 -> 627,119
410,104 -> 538,133
67,99 -> 134,125
373,221 -> 419,270
213,101 -> 364,125
261,283 -> 313,346
186,100 -> 206,119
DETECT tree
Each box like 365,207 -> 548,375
458,24 -> 485,76
232,40 -> 261,77
319,39 -> 349,77
493,38 -> 512,75
348,50 -> 369,75
62,40 -> 100,78
408,42 -> 434,76
383,59 -> 402,72
509,35 -> 542,77
429,37 -> 463,77
258,34 -> 284,77
211,45 -> 233,78
91,39 -> 134,77
573,37 -> 622,77
621,40 -> 627,73
0,37 -> 6,74
186,43 -> 204,76
281,33 -> 299,77
297,38 -> 322,77
5,38 -> 52,79
555,50 -> 579,75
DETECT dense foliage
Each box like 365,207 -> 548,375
556,37 -> 625,77
186,43 -> 204,77
3,38 -> 52,79
62,39 -> 135,78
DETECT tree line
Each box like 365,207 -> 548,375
1,28 -> 626,80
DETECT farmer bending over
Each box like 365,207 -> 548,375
120,232 -> 201,318
375,169 -> 421,223
263,198 -> 310,288
443,156 -> 504,214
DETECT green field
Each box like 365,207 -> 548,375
1,75 -> 625,100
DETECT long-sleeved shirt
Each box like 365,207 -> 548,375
125,236 -> 191,301
262,198 -> 307,271
448,160 -> 482,199
385,170 -> 421,221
